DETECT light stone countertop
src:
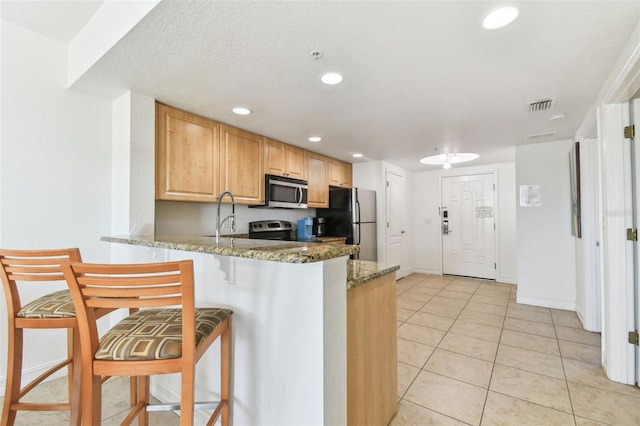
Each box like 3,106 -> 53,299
347,260 -> 400,289
102,235 -> 397,288
102,234 -> 358,263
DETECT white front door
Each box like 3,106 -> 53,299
442,173 -> 496,279
386,169 -> 407,278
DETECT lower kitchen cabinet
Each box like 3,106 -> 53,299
347,272 -> 397,425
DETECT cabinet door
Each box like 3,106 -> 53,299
328,158 -> 343,187
328,158 -> 353,188
265,139 -> 307,180
342,162 -> 353,188
220,125 -> 264,205
265,138 -> 287,177
306,151 -> 328,208
285,145 -> 307,180
156,103 -> 220,202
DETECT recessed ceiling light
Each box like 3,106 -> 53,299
232,107 -> 252,115
308,136 -> 322,142
482,6 -> 519,30
352,153 -> 363,158
321,72 -> 343,85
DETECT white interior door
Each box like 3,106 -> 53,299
386,170 -> 407,278
631,98 -> 640,386
442,173 -> 496,279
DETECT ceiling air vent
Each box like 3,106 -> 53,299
528,98 -> 556,112
526,131 -> 557,139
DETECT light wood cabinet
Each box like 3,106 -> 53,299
347,272 -> 397,425
328,159 -> 353,188
220,124 -> 265,205
156,103 -> 220,202
305,151 -> 329,208
265,138 -> 306,180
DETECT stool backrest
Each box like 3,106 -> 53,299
0,248 -> 82,316
61,260 -> 196,361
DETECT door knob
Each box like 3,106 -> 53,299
401,230 -> 406,234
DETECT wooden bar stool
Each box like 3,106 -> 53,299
0,248 -> 85,425
62,259 -> 232,426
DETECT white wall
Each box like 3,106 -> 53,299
516,139 -> 577,310
411,162 -> 517,283
0,21 -> 113,390
155,202 -> 316,236
353,160 -> 412,274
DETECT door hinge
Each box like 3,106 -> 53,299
629,331 -> 639,345
493,223 -> 496,230
386,181 -> 389,187
494,263 -> 497,269
627,228 -> 637,241
624,125 -> 635,139
387,222 -> 390,228
493,184 -> 496,190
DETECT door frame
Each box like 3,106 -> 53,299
439,170 -> 499,279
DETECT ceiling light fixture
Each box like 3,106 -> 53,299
420,152 -> 479,169
482,6 -> 519,30
232,107 -> 252,115
352,153 -> 363,158
321,72 -> 343,85
308,136 -> 322,142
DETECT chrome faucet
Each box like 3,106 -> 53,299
216,191 -> 236,242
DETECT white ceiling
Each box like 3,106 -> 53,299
4,1 -> 640,171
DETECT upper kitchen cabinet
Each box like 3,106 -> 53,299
220,124 -> 265,205
156,103 -> 220,202
264,138 -> 307,180
328,159 -> 353,188
306,151 -> 329,208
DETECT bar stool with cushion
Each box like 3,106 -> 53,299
61,259 -> 232,426
0,248 -> 85,425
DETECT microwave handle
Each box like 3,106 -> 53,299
296,186 -> 302,205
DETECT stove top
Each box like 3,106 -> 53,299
248,220 -> 293,241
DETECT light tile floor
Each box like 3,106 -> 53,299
3,273 -> 639,425
391,273 -> 640,426
0,376 -> 179,424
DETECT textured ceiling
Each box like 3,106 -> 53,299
5,1 -> 640,171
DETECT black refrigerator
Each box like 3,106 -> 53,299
317,188 -> 377,262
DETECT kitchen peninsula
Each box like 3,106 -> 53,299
103,235 -> 398,425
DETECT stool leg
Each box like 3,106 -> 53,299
1,327 -> 22,426
81,372 -> 102,426
221,318 -> 231,426
137,376 -> 149,426
69,327 -> 82,426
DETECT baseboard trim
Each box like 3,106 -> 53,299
150,378 -> 210,424
411,267 -> 441,275
496,275 -> 517,284
516,296 -> 576,311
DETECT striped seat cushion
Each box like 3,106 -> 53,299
17,289 -> 75,319
96,308 -> 232,361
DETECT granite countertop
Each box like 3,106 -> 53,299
102,234 -> 359,264
347,260 -> 400,289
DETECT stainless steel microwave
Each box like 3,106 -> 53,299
261,174 -> 308,208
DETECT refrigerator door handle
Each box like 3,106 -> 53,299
355,199 -> 361,224
357,223 -> 361,245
